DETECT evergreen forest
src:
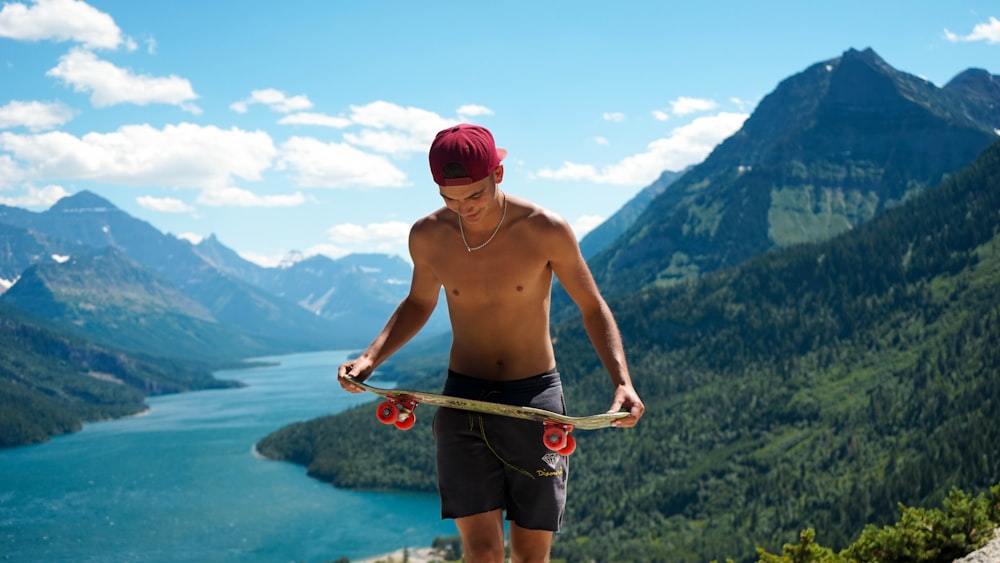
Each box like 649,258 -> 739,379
259,139 -> 1000,561
0,302 -> 239,447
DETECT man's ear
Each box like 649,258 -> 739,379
494,164 -> 504,184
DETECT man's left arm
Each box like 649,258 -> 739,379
546,215 -> 644,427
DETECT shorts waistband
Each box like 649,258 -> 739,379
445,368 -> 560,394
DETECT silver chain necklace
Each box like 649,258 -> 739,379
459,191 -> 507,252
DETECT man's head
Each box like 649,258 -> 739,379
429,124 -> 508,187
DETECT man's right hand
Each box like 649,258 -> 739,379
338,359 -> 373,394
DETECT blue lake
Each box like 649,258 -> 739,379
0,350 -> 456,562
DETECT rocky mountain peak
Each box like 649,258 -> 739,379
49,190 -> 118,213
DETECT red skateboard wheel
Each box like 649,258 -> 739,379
394,413 -> 416,430
557,434 -> 576,456
376,401 -> 398,424
543,424 -> 568,451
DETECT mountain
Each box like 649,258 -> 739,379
258,133 -> 1000,562
578,168 -> 686,259
0,200 -> 444,445
253,253 -> 449,337
255,47 -> 1000,559
0,192 -> 397,349
587,48 -> 1000,299
194,237 -> 450,341
259,253 -> 410,314
944,67 -> 1000,128
0,299 -> 238,448
0,222 -> 87,291
542,137 -> 1000,562
1,247 -> 277,360
192,233 -> 269,286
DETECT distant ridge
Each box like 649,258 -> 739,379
586,47 -> 1000,298
0,191 -> 380,350
943,67 -> 1000,128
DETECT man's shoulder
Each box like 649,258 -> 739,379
505,197 -> 582,261
410,207 -> 455,240
509,196 -> 571,234
413,207 -> 451,228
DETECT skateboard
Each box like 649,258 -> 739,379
341,375 -> 628,456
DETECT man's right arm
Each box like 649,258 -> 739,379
339,221 -> 441,389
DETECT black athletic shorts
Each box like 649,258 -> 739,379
432,369 -> 569,532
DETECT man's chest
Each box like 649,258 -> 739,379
433,250 -> 552,304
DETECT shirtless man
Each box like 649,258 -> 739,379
339,123 -> 644,563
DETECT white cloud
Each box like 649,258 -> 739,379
0,183 -> 69,208
279,136 -> 408,188
328,221 -> 410,243
327,220 -> 410,256
349,100 -> 448,130
283,101 -> 494,157
457,104 -> 494,118
278,112 -> 353,128
729,97 -> 752,111
652,109 -> 670,121
536,111 -> 748,185
0,100 -> 75,131
593,136 -> 609,146
945,16 -> 1000,43
272,101 -> 478,157
1,122 -> 276,190
0,155 -> 23,188
47,48 -> 199,111
536,161 -> 602,182
238,250 -> 287,267
343,128 -> 431,155
0,0 -> 123,50
603,112 -> 625,123
670,96 -> 719,116
230,88 -> 313,114
136,195 -> 195,213
176,232 -> 203,244
195,186 -> 306,207
343,100 -> 455,155
572,214 -> 604,238
278,99 -> 477,135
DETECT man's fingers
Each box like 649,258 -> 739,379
337,366 -> 367,394
610,400 -> 644,428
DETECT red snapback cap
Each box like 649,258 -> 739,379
429,124 -> 508,187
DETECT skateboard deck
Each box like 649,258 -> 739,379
341,375 -> 627,456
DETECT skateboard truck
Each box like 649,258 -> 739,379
374,396 -> 578,456
375,396 -> 417,430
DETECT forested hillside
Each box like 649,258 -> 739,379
587,48 -> 999,300
0,301 -> 237,448
577,169 -> 686,259
258,139 -> 1000,562
1,247 -> 281,361
1,191 -> 431,447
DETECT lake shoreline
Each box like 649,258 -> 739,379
1,349 -> 455,562
356,546 -> 448,563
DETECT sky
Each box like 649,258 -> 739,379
0,1 -> 998,267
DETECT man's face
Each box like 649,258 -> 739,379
438,167 -> 502,225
